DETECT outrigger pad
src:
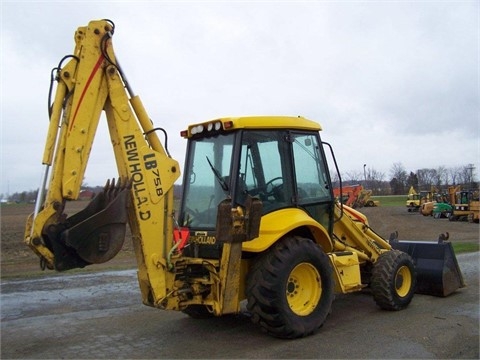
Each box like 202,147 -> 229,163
390,240 -> 466,297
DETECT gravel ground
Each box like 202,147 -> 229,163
1,253 -> 478,359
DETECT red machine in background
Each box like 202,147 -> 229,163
333,185 -> 379,208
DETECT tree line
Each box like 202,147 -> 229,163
2,184 -> 184,204
3,163 -> 478,203
330,163 -> 478,195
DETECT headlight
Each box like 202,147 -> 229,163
191,125 -> 204,135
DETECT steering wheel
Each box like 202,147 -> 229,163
183,206 -> 199,225
264,177 -> 284,200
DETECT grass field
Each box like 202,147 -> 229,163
370,195 -> 478,252
371,195 -> 406,207
452,242 -> 480,253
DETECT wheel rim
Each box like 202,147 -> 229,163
286,262 -> 321,316
394,265 -> 412,297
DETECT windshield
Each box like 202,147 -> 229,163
180,133 -> 235,229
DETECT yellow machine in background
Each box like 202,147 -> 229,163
24,20 -> 464,339
406,186 -> 434,212
406,186 -> 420,211
450,189 -> 480,223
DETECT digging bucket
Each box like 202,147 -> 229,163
390,240 -> 465,297
45,178 -> 131,271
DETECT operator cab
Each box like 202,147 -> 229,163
178,117 -> 334,257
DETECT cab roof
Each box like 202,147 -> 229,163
183,115 -> 322,138
225,116 -> 322,130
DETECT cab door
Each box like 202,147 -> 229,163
290,132 -> 334,234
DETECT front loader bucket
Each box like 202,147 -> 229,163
390,240 -> 465,297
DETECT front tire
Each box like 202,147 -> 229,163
371,250 -> 416,310
246,236 -> 334,339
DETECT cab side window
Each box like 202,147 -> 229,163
292,133 -> 331,203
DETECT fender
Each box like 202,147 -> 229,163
242,207 -> 334,253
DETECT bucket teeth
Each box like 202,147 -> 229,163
389,231 -> 399,242
103,177 -> 132,203
438,232 -> 449,243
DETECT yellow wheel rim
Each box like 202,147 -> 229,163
286,262 -> 321,316
395,265 -> 412,297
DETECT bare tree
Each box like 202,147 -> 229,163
407,172 -> 418,189
390,164 -> 478,194
366,167 -> 386,194
438,166 -> 450,186
459,164 -> 477,188
390,163 -> 407,181
329,171 -> 340,188
343,170 -> 363,185
417,168 -> 438,189
390,163 -> 408,194
449,167 -> 460,185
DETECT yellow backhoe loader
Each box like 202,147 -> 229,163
449,189 -> 480,223
406,186 -> 434,212
24,20 -> 465,339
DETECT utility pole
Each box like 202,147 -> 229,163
363,164 -> 367,189
466,164 -> 475,188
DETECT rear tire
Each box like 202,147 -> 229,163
246,236 -> 334,339
371,250 -> 416,311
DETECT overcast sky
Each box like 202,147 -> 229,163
1,1 -> 478,195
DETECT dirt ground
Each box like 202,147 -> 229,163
1,202 -> 137,278
1,202 -> 478,277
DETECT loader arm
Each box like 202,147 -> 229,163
24,20 -> 180,303
332,202 -> 391,262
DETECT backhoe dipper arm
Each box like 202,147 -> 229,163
24,20 -> 181,303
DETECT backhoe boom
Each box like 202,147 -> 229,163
24,20 -> 180,305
